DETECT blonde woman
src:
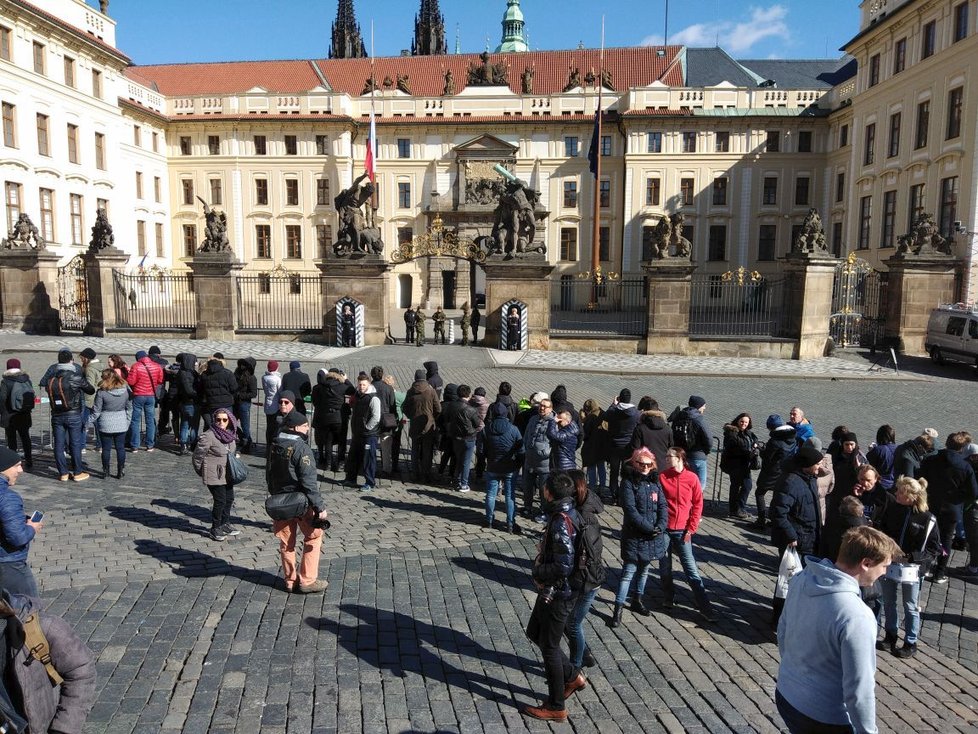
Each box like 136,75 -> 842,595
873,476 -> 940,658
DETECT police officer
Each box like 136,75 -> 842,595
404,307 -> 417,345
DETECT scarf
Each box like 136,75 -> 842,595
210,410 -> 238,444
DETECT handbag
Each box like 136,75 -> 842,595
226,451 -> 249,486
264,491 -> 309,520
749,450 -> 762,471
380,412 -> 398,431
774,547 -> 802,599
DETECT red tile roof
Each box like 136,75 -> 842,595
130,46 -> 684,98
127,60 -> 326,96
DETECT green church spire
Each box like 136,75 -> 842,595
495,0 -> 528,53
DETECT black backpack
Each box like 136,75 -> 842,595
560,511 -> 607,591
671,410 -> 697,450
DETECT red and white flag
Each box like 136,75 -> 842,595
365,110 -> 376,183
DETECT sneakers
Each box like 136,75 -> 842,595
72,472 -> 90,482
295,580 -> 328,594
359,484 -> 374,492
59,474 -> 70,482
457,485 -> 471,493
894,642 -> 917,659
520,704 -> 567,722
209,527 -> 227,542
221,523 -> 241,536
931,572 -> 949,584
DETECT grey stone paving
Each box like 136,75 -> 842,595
3,338 -> 978,732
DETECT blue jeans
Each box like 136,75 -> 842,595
99,431 -> 126,474
615,561 -> 652,604
727,469 -> 752,514
361,434 -> 378,487
881,577 -> 921,644
566,587 -> 599,669
586,462 -> 607,489
180,403 -> 199,447
0,560 -> 38,597
485,471 -> 515,525
689,456 -> 708,490
128,395 -> 157,448
453,437 -> 476,489
52,411 -> 85,476
660,530 -> 712,611
234,401 -> 252,443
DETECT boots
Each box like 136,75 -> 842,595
631,597 -> 651,617
609,603 -> 624,628
876,631 -> 898,654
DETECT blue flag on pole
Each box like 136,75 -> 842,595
587,108 -> 600,178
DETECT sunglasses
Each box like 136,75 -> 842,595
278,400 -> 292,404
215,418 -> 229,423
637,461 -> 654,467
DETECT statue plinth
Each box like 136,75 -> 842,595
884,252 -> 959,355
482,259 -> 555,350
781,252 -> 839,359
641,260 -> 697,355
316,255 -> 390,345
189,252 -> 243,339
81,247 -> 129,337
0,248 -> 60,333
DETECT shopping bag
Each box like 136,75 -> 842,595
774,547 -> 802,599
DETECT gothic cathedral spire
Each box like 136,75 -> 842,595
411,0 -> 448,55
329,0 -> 367,59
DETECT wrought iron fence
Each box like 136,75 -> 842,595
236,272 -> 322,331
549,277 -> 648,336
113,270 -> 196,329
830,256 -> 888,348
689,269 -> 786,337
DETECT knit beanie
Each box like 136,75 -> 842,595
0,447 -> 21,472
278,390 -> 296,404
267,360 -> 279,372
798,444 -> 824,467
414,369 -> 427,382
688,395 -> 706,409
619,389 -> 631,404
5,358 -> 20,370
766,414 -> 784,430
290,360 -> 301,370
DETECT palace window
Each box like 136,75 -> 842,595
181,179 -> 194,205
285,135 -> 297,155
762,176 -> 778,205
94,132 -> 105,169
32,42 -> 44,75
183,224 -> 197,257
38,188 -> 54,241
559,227 -> 577,261
680,177 -> 694,206
863,123 -> 876,165
708,225 -> 726,261
712,177 -> 728,206
285,178 -> 299,206
795,176 -> 810,206
946,87 -> 963,140
36,114 -> 49,156
179,136 -> 191,155
564,136 -> 579,157
858,196 -> 872,249
316,135 -> 329,156
868,54 -> 880,87
317,179 -> 330,206
894,38 -> 907,73
954,2 -> 969,42
63,56 -> 75,88
155,223 -> 164,257
715,131 -> 730,153
647,132 -> 662,153
646,177 -> 661,206
915,100 -> 930,149
70,194 -> 83,245
939,176 -> 959,237
207,135 -> 219,155
881,190 -> 897,248
682,132 -> 697,153
136,220 -> 146,256
888,112 -> 901,157
285,225 -> 302,258
797,130 -> 813,153
316,225 -> 333,258
398,181 -> 411,208
563,180 -> 578,208
255,178 -> 268,206
922,20 -> 937,59
908,183 -> 925,225
758,224 -> 777,261
209,179 -> 222,205
765,131 -> 780,152
67,123 -> 79,163
255,224 -> 271,258
397,138 -> 410,158
254,135 -> 267,155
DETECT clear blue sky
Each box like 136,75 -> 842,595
108,1 -> 860,65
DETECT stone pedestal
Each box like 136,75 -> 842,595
82,247 -> 129,337
884,254 -> 959,355
781,253 -> 838,359
482,259 -> 554,350
642,260 -> 696,354
189,252 -> 244,340
317,255 -> 390,346
0,248 -> 61,333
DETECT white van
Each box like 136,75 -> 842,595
925,304 -> 978,366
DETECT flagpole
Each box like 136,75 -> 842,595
589,17 -> 605,305
368,21 -> 378,225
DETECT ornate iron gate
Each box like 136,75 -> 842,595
57,254 -> 90,332
829,254 -> 888,348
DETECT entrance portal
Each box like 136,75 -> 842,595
397,274 -> 413,308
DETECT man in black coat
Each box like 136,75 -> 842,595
199,358 -> 237,430
441,384 -> 482,492
370,366 -> 399,477
403,307 -> 416,344
281,361 -> 311,415
311,368 -> 348,471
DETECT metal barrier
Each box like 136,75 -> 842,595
235,273 -> 322,331
689,271 -> 786,337
549,277 -> 648,336
113,270 -> 196,330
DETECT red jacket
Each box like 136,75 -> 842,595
659,466 -> 703,534
126,357 -> 163,397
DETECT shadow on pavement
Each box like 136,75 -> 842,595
107,504 -> 209,537
151,498 -> 269,531
305,603 -> 538,707
132,538 -> 282,589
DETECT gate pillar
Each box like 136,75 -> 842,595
642,260 -> 696,354
82,247 -> 129,337
483,260 -> 554,350
0,248 -> 60,333
781,252 -> 838,359
884,254 -> 958,355
189,251 -> 243,340
317,254 -> 390,346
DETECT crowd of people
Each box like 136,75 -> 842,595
3,346 -> 978,730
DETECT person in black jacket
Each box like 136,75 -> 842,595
753,416 -> 797,529
38,349 -> 95,481
233,357 -> 258,453
311,368 -> 347,471
522,472 -> 584,723
893,433 -> 934,480
563,469 -> 605,670
424,360 -> 444,400
281,361 -> 311,415
0,359 -> 34,469
488,381 -> 518,424
721,413 -> 760,520
198,358 -> 237,431
173,353 -> 200,454
370,366 -> 398,477
482,402 -> 523,532
629,396 -> 671,472
602,389 -> 640,499
442,384 -> 481,492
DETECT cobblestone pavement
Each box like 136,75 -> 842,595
3,338 -> 977,732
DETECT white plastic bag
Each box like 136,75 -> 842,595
774,547 -> 802,599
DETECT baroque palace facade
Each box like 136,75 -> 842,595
1,0 -> 976,308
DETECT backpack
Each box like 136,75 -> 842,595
7,381 -> 34,414
559,511 -> 607,591
45,374 -> 79,414
671,410 -> 697,450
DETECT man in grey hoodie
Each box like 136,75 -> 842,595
776,526 -> 900,734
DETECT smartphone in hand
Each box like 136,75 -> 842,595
29,511 -> 43,523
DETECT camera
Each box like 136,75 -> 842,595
310,516 -> 332,531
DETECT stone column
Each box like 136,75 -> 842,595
317,255 -> 390,346
82,247 -> 129,337
781,252 -> 838,359
0,248 -> 61,333
884,254 -> 958,355
189,252 -> 244,340
482,259 -> 555,350
642,260 -> 696,355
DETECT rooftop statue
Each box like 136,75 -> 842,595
443,68 -> 456,95
563,65 -> 581,92
467,51 -> 508,86
521,66 -> 533,94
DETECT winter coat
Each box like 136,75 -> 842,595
311,371 -> 347,428
866,442 -> 897,491
488,394 -> 518,424
281,368 -> 311,414
532,497 -> 580,600
920,449 -> 978,507
873,494 -> 941,575
630,410 -> 671,470
580,412 -> 609,468
261,370 -> 282,416
573,490 -> 606,591
523,413 -> 553,473
174,353 -> 199,405
423,361 -> 444,399
602,402 -> 640,454
756,425 -> 797,495
482,416 -> 524,474
192,429 -> 236,486
266,432 -> 323,511
0,590 -> 97,734
442,397 -> 481,440
468,394 -> 489,430
351,385 -> 380,437
199,359 -> 237,411
658,466 -> 704,534
372,378 -> 398,432
402,379 -> 441,438
0,475 -> 35,563
770,458 -> 822,553
126,356 -> 164,398
0,370 -> 34,430
668,405 -> 713,458
436,385 -> 458,450
546,418 -> 580,470
832,449 -> 868,508
234,358 -> 258,404
619,468 -> 669,563
893,438 -> 929,480
39,363 -> 94,416
92,387 -> 132,435
721,424 -> 758,475
82,359 -> 101,408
